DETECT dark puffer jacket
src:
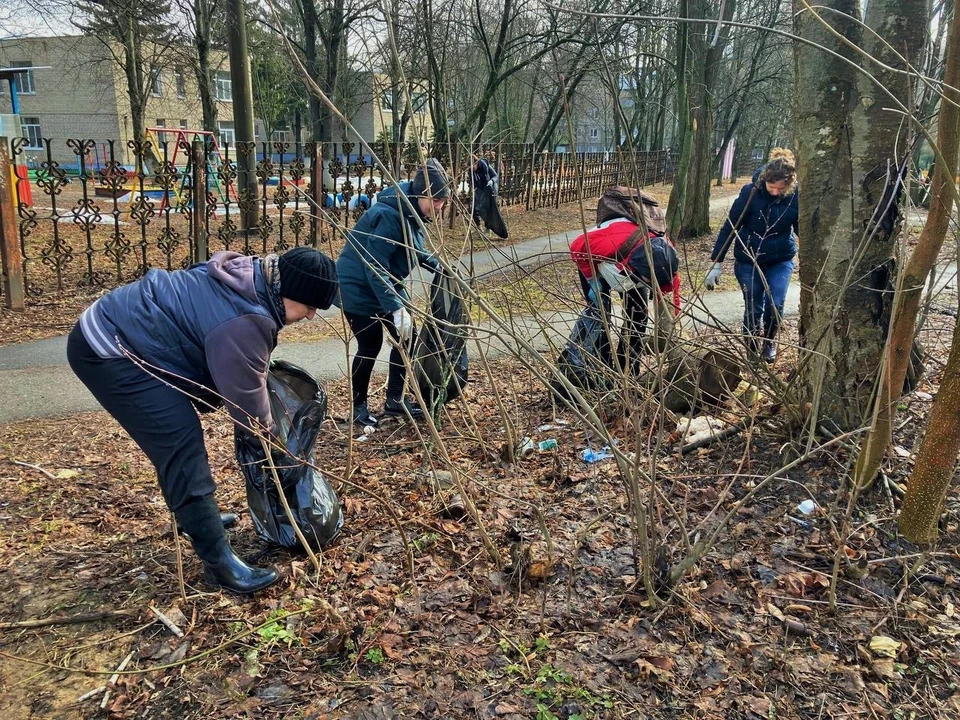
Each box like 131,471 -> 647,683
78,252 -> 283,432
710,174 -> 799,268
336,182 -> 438,317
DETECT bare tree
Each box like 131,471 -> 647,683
73,0 -> 178,164
794,0 -> 927,431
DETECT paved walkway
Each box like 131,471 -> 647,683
0,201 -> 950,424
0,224 -> 756,425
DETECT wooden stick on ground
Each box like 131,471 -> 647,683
100,650 -> 135,710
150,606 -> 184,638
10,460 -> 57,480
0,610 -> 135,631
77,686 -> 106,702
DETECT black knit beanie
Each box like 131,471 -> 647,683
278,247 -> 338,310
410,158 -> 451,199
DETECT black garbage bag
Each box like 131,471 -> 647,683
551,305 -> 612,399
413,269 -> 470,410
474,184 -> 508,239
236,360 -> 343,549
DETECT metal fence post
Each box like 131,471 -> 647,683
192,139 -> 208,262
0,137 -> 25,311
310,143 -> 322,245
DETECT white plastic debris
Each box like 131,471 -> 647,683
797,499 -> 816,515
676,415 -> 727,445
363,425 -> 377,436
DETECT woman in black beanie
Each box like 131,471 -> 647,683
67,247 -> 338,594
336,159 -> 449,426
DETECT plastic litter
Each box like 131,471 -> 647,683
517,437 -> 535,458
582,445 -> 615,463
677,415 -> 727,445
537,439 -> 558,452
797,499 -> 816,515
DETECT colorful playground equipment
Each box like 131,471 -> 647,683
141,127 -> 237,212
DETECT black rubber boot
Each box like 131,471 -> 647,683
384,396 -> 425,419
175,496 -> 278,594
176,512 -> 237,535
762,340 -> 777,364
353,402 -> 379,427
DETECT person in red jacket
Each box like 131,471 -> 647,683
570,216 -> 681,371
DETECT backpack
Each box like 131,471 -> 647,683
627,235 -> 679,287
596,186 -> 667,236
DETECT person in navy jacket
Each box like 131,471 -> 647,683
67,247 -> 338,594
336,159 -> 447,427
706,148 -> 798,363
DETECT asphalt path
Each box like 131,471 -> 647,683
0,194 -> 951,424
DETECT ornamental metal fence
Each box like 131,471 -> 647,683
1,137 -> 677,304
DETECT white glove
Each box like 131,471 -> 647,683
392,307 -> 413,342
597,261 -> 638,293
704,262 -> 722,290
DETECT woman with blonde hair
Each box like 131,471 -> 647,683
705,148 -> 798,363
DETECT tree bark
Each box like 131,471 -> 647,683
667,0 -> 736,240
794,0 -> 926,431
854,2 -> 960,488
193,0 -> 218,132
899,315 -> 960,542
299,0 -> 323,143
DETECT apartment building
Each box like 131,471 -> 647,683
0,35 -> 233,168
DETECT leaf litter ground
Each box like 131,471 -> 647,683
2,314 -> 960,719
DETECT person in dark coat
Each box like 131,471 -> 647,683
67,247 -> 339,594
336,158 -> 448,427
471,153 -> 508,238
705,148 -> 798,363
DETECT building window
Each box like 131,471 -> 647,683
179,119 -> 188,131
175,69 -> 186,98
412,93 -> 427,113
380,91 -> 393,112
155,119 -> 166,128
588,107 -> 600,120
21,116 -> 42,148
213,71 -> 232,102
218,120 -> 235,146
272,129 -> 290,144
150,66 -> 162,96
589,128 -> 600,140
12,60 -> 35,94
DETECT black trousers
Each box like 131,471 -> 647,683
344,311 -> 418,406
578,270 -> 649,371
66,323 -> 216,512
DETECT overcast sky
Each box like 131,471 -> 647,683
1,4 -> 78,39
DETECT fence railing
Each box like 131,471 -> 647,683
1,137 -> 677,305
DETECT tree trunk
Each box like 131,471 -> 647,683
794,0 -> 926,431
300,0 -> 322,143
854,2 -> 960,488
319,0 -> 345,146
667,0 -> 735,240
899,313 -> 960,542
122,13 -> 158,171
193,0 -> 218,132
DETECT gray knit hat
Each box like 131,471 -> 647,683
410,158 -> 451,199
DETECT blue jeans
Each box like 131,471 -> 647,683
734,259 -> 794,338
